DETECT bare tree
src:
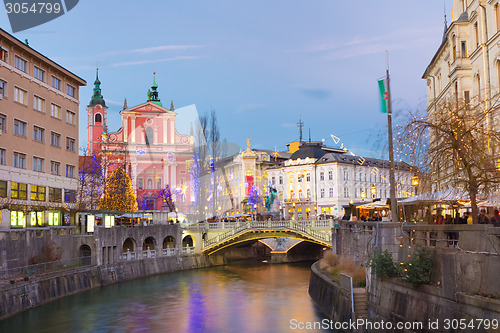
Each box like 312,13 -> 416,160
397,96 -> 500,224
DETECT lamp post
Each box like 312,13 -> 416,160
253,204 -> 257,221
204,205 -> 208,223
361,191 -> 366,202
175,207 -> 178,223
371,185 -> 377,199
292,202 -> 296,220
411,175 -> 419,196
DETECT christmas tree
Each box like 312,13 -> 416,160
99,167 -> 138,212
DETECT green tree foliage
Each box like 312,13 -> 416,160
401,247 -> 434,288
369,250 -> 399,278
99,168 -> 138,212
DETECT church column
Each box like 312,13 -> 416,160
170,118 -> 175,144
163,116 -> 168,144
123,116 -> 128,142
131,116 -> 136,143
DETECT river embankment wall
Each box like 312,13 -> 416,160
308,261 -> 352,323
0,253 -> 223,321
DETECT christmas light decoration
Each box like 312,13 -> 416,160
99,167 -> 138,212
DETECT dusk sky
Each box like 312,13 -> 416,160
2,1 -> 452,158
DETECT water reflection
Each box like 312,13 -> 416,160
0,261 -> 335,333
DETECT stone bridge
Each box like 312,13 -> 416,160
182,220 -> 335,255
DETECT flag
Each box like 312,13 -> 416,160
378,78 -> 388,113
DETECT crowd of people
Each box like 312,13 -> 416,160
433,209 -> 500,227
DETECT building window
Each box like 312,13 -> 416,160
51,132 -> 61,147
94,113 -> 102,123
147,179 -> 153,189
50,161 -> 60,175
33,126 -> 44,143
66,165 -> 75,178
0,113 -> 6,132
33,156 -> 44,172
156,177 -> 162,189
15,55 -> 26,72
64,189 -> 76,203
320,172 -> 324,181
0,148 -> 5,165
66,137 -> 75,152
306,189 -> 311,199
67,84 -> 75,97
271,176 -> 275,185
329,171 -> 334,180
298,174 -> 303,182
320,188 -> 325,198
290,190 -> 294,200
13,152 -> 26,168
306,173 -> 310,181
461,41 -> 467,58
0,79 -> 7,98
464,91 -> 470,108
0,47 -> 7,62
34,66 -> 45,81
33,95 -> 45,112
138,178 -> 143,190
14,86 -> 27,105
49,187 -> 62,202
0,180 -> 6,198
51,103 -> 61,119
145,127 -> 153,145
51,76 -> 61,90
474,22 -> 479,48
344,187 -> 349,198
496,4 -> 500,32
14,119 -> 26,137
31,185 -> 46,201
329,188 -> 334,197
66,110 -> 75,125
11,182 -> 27,200
279,176 -> 283,185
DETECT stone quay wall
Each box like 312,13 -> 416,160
308,261 -> 352,323
0,253 -> 223,321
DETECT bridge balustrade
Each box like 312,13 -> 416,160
162,248 -> 177,256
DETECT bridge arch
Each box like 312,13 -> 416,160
163,236 -> 175,248
123,237 -> 137,252
143,236 -> 156,251
182,235 -> 194,247
203,230 -> 331,255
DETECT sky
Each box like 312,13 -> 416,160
1,0 -> 452,159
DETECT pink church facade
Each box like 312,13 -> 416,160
86,72 -> 194,212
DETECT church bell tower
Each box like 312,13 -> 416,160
87,69 -> 108,155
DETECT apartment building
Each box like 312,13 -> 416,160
0,28 -> 86,229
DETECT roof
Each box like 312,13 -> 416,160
289,142 -> 327,160
0,27 -> 86,86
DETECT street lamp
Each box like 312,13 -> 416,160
175,207 -> 178,223
292,202 -> 296,220
360,191 -> 366,202
370,185 -> 377,198
253,204 -> 257,221
204,205 -> 208,223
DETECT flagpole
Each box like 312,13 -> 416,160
386,51 -> 399,223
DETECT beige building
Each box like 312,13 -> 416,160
423,0 -> 500,189
0,28 -> 86,229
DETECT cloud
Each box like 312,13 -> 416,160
112,55 -> 205,68
97,45 -> 203,58
299,88 -> 331,100
299,26 -> 440,61
105,98 -> 125,107
280,122 -> 297,128
235,103 -> 266,114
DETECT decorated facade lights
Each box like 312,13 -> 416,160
370,185 -> 377,198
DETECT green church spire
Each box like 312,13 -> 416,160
146,72 -> 162,106
88,68 -> 106,107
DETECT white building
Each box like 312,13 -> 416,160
267,142 -> 416,219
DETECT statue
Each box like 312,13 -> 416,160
246,137 -> 252,150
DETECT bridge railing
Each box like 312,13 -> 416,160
184,219 -> 335,231
202,220 -> 333,250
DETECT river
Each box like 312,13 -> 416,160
0,261 -> 336,332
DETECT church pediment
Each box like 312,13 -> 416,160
121,102 -> 175,115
